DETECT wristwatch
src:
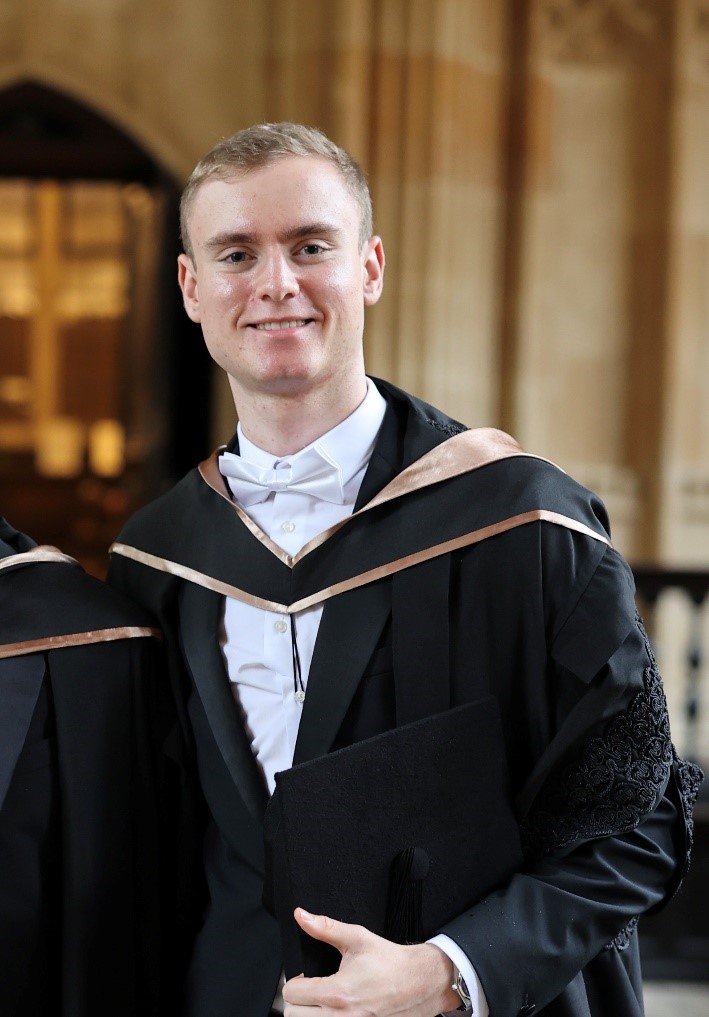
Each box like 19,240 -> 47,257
451,965 -> 472,1012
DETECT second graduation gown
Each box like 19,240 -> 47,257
0,519 -> 165,1017
107,379 -> 702,1017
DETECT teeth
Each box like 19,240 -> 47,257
254,320 -> 307,330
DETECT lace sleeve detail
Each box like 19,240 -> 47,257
604,915 -> 640,952
673,751 -> 703,844
521,646 -> 673,859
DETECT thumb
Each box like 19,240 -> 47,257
293,908 -> 366,954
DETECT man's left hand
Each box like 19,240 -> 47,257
282,907 -> 460,1016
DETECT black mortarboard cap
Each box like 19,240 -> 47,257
263,695 -> 523,977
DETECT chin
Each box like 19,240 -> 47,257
258,359 -> 322,388
255,371 -> 317,396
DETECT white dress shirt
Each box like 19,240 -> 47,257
220,379 -> 387,794
218,379 -> 486,1016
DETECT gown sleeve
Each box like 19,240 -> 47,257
439,533 -> 703,1017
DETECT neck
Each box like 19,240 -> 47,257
231,376 -> 368,456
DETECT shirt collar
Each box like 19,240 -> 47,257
234,378 -> 387,487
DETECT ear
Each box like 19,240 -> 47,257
362,236 -> 385,307
177,253 -> 202,323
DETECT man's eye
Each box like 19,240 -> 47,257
300,244 -> 325,256
224,251 -> 248,264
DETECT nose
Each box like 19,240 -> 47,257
255,250 -> 300,302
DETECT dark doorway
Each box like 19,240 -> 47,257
0,81 -> 210,575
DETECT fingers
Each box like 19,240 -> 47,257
283,969 -> 357,1012
293,908 -> 366,953
285,913 -> 450,1015
285,912 -> 368,1011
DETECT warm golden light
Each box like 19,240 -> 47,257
34,416 -> 85,478
88,418 -> 125,477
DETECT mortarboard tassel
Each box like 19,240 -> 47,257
384,845 -> 429,944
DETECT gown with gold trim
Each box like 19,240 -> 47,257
108,379 -> 702,1017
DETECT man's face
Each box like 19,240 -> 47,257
178,156 -> 384,404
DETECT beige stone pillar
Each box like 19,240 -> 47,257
510,0 -> 676,560
366,0 -> 509,428
653,0 -> 709,761
662,0 -> 709,565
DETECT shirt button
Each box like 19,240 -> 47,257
274,619 -> 288,634
281,521 -> 296,533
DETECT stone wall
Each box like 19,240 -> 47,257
0,0 -> 706,572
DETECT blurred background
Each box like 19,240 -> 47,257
0,0 -> 706,996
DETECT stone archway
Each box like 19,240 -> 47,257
0,80 -> 209,574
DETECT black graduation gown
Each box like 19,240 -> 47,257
0,518 -> 165,1017
107,380 -> 702,1017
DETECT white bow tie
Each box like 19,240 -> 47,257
219,446 -> 345,507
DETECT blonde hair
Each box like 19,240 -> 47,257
180,122 -> 373,259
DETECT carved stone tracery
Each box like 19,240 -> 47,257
536,0 -> 662,62
688,0 -> 709,76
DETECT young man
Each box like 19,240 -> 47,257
0,516 -> 164,1016
108,123 -> 701,1017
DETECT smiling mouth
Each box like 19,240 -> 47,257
252,319 -> 311,331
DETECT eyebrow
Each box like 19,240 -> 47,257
203,222 -> 342,251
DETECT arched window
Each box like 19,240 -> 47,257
0,82 -> 209,574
